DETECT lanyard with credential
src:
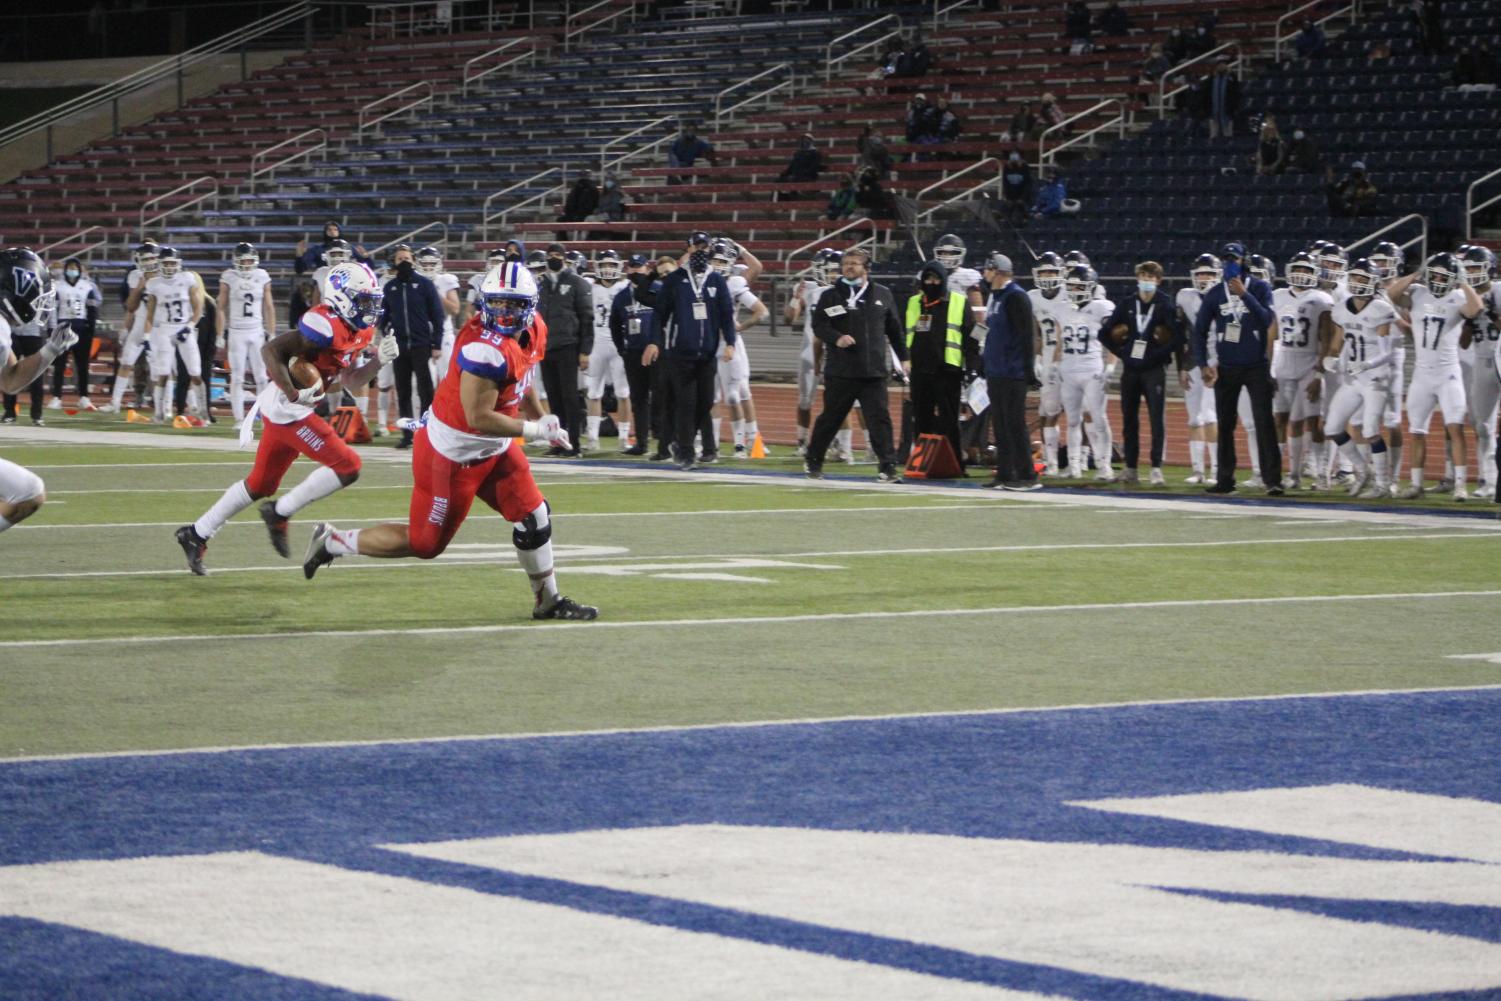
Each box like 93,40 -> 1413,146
686,269 -> 709,325
844,280 -> 868,310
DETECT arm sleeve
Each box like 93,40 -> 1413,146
574,282 -> 594,355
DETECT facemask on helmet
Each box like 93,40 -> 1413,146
1367,242 -> 1402,282
324,262 -> 383,328
1317,245 -> 1347,285
479,263 -> 539,337
1063,266 -> 1096,305
1190,254 -> 1222,292
324,240 -> 351,268
1247,255 -> 1274,283
1345,261 -> 1378,299
158,248 -> 181,278
1461,248 -> 1496,288
234,248 -> 259,274
416,247 -> 442,278
1285,254 -> 1320,289
1425,254 -> 1459,296
596,253 -> 622,283
0,248 -> 54,327
933,235 -> 965,270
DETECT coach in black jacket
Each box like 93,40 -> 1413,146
533,245 -> 594,456
380,246 -> 446,449
1101,260 -> 1184,484
806,248 -> 907,482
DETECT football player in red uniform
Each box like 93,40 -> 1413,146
304,263 -> 597,621
174,262 -> 398,574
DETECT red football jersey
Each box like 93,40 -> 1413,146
296,305 -> 375,384
431,313 -> 548,434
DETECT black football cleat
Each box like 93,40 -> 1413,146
259,500 -> 290,558
533,595 -> 599,621
174,525 -> 208,576
302,522 -> 338,580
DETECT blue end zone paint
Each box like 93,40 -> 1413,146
3,689 -> 1501,1000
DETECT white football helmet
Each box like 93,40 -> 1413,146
158,246 -> 182,278
1063,264 -> 1097,305
323,239 -> 351,268
595,249 -> 622,283
133,241 -> 160,276
479,262 -> 539,337
233,242 -> 259,275
416,245 -> 442,278
933,233 -> 966,270
323,262 -> 383,328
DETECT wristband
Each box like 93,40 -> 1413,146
521,420 -> 539,440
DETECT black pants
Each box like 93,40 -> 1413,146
3,334 -> 46,420
910,367 -> 964,467
809,375 -> 895,469
623,348 -> 653,446
987,376 -> 1034,483
1214,361 -> 1282,488
1119,365 -> 1167,470
539,344 -> 581,453
670,353 -> 718,461
651,352 -> 675,458
392,345 -> 436,423
50,320 -> 95,399
174,324 -> 218,415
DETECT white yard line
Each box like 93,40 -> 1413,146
4,588 -> 1499,648
7,681 -> 1501,765
3,531 -> 1492,583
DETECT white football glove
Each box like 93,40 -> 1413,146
377,334 -> 400,365
524,414 -> 571,450
294,384 -> 325,406
40,325 -> 78,362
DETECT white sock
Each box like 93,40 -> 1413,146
712,417 -> 722,446
1086,421 -> 1112,473
797,425 -> 809,446
514,505 -> 560,607
733,419 -> 745,448
231,373 -> 246,422
1354,443 -> 1370,476
1326,439 -> 1340,476
1043,426 -> 1059,466
837,428 -> 852,454
586,414 -> 601,442
328,527 -> 361,556
0,515 -> 11,533
194,480 -> 253,540
154,384 -> 167,421
377,391 -> 389,428
617,420 -> 631,445
1288,433 -> 1305,477
1189,438 -> 1204,474
1456,464 -> 1468,490
111,375 -> 128,409
745,420 -> 759,445
1372,447 -> 1389,485
274,465 -> 343,518
1411,462 -> 1424,487
1067,423 -> 1083,470
1388,440 -> 1403,484
1246,426 -> 1261,475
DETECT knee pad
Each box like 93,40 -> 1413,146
512,500 -> 553,551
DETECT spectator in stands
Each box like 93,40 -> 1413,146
1139,43 -> 1171,86
1454,41 -> 1498,90
1181,73 -> 1212,136
1164,27 -> 1190,66
378,245 -> 445,450
1031,170 -> 1067,219
998,151 -> 1033,226
1064,1 -> 1092,54
593,172 -> 628,222
294,221 -> 369,275
1294,18 -> 1328,59
1254,117 -> 1287,175
1004,103 -> 1038,143
779,134 -> 824,183
1187,17 -> 1217,58
878,38 -> 905,78
1099,1 -> 1131,38
857,126 -> 894,178
1327,162 -> 1380,217
1039,92 -> 1065,131
936,98 -> 962,143
888,32 -> 934,79
827,173 -> 858,220
1409,0 -> 1445,56
905,93 -> 940,144
666,123 -> 715,185
559,169 -> 600,223
1207,60 -> 1241,139
1283,127 -> 1322,173
855,167 -> 897,220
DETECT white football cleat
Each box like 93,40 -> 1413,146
1477,484 -> 1496,500
47,397 -> 63,410
1347,471 -> 1372,497
96,402 -> 116,414
1358,481 -> 1388,500
1395,483 -> 1424,499
1242,474 -> 1265,490
1095,469 -> 1117,483
77,396 -> 96,411
1149,468 -> 1166,486
1454,486 -> 1469,502
1184,472 -> 1204,484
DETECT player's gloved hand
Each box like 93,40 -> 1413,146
523,414 -> 571,450
377,334 -> 400,365
40,325 -> 78,362
294,384 -> 325,406
176,326 -> 192,343
215,335 -> 226,350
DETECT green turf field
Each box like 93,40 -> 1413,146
3,428 -> 1500,759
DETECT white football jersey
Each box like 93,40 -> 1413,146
220,268 -> 271,332
126,269 -> 153,333
55,277 -> 101,322
1407,286 -> 1469,373
1467,284 -> 1500,365
947,266 -> 982,297
0,314 -> 11,357
726,274 -> 762,317
590,280 -> 615,340
312,265 -> 334,297
466,272 -> 486,306
433,272 -> 460,336
1055,298 -> 1114,374
1176,287 -> 1204,329
1270,287 -> 1332,380
800,279 -> 828,340
145,273 -> 197,330
1332,295 -> 1397,376
1028,287 -> 1064,372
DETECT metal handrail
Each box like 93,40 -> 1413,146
369,221 -> 450,260
366,0 -> 512,36
139,176 -> 218,237
1346,213 -> 1427,264
915,157 -> 1000,224
825,13 -> 902,82
932,0 -> 980,32
714,63 -> 792,127
1155,42 -> 1244,116
357,80 -> 435,135
37,226 -> 108,262
247,127 -> 328,190
782,217 -> 876,264
0,2 -> 312,156
600,115 -> 675,174
481,168 -> 565,244
564,0 -> 633,52
462,38 -> 537,97
1273,0 -> 1358,63
1037,98 -> 1125,170
1465,165 -> 1501,241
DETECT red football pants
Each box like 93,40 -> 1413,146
245,413 -> 361,497
406,428 -> 544,559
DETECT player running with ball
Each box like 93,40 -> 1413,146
303,262 -> 597,622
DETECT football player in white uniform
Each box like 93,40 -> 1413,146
1386,251 -> 1483,499
217,242 -> 275,428
143,246 -> 206,423
1054,264 -> 1116,480
0,249 -> 71,533
583,249 -> 634,451
1028,252 -> 1066,475
933,233 -> 987,329
1323,258 -> 1399,497
1178,254 -> 1221,483
307,238 -> 352,307
1368,241 -> 1409,493
1312,240 -> 1353,483
47,256 -> 102,411
105,240 -> 160,414
1457,245 -> 1500,497
710,241 -> 770,457
1270,252 -> 1333,490
785,247 -> 840,455
417,245 -> 462,380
